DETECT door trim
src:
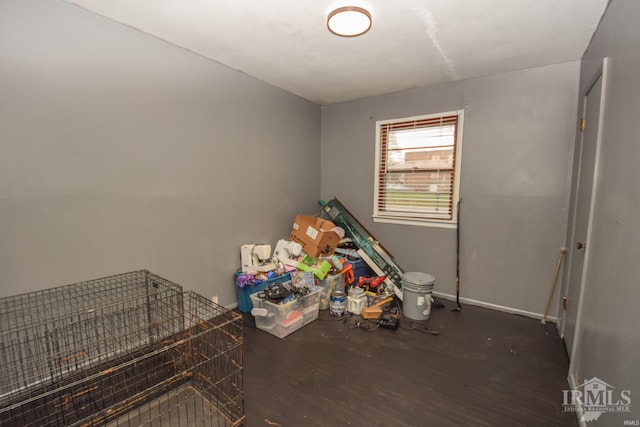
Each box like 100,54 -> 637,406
567,57 -> 609,377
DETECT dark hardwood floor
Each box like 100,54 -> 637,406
241,298 -> 577,427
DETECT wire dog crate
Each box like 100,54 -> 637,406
0,270 -> 244,426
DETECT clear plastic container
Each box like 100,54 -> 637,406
250,290 -> 319,338
316,272 -> 344,310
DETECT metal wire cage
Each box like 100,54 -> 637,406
0,270 -> 244,426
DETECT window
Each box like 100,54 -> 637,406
374,111 -> 463,227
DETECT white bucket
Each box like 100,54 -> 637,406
402,272 -> 435,321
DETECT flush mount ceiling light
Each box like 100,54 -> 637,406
327,6 -> 372,37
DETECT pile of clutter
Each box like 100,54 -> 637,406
236,214 -> 397,337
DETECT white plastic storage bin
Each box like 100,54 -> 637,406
250,290 -> 319,338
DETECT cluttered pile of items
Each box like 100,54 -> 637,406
235,198 -> 438,339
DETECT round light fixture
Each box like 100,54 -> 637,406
327,6 -> 372,37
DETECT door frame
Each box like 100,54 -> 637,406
564,57 -> 609,391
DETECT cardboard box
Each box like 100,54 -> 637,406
289,214 -> 340,257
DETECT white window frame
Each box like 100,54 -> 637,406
373,110 -> 464,229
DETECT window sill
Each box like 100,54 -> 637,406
373,215 -> 457,229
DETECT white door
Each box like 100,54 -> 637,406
562,62 -> 606,374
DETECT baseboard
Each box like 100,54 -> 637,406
567,372 -> 587,427
432,291 -> 558,323
225,301 -> 239,310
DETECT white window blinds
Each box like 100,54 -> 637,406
375,112 -> 462,223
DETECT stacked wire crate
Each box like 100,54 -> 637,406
0,270 -> 244,426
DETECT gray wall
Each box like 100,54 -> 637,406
562,0 -> 640,423
321,62 -> 579,317
0,0 -> 320,304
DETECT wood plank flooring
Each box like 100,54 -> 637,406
242,299 -> 577,427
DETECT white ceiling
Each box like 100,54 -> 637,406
63,0 -> 609,105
